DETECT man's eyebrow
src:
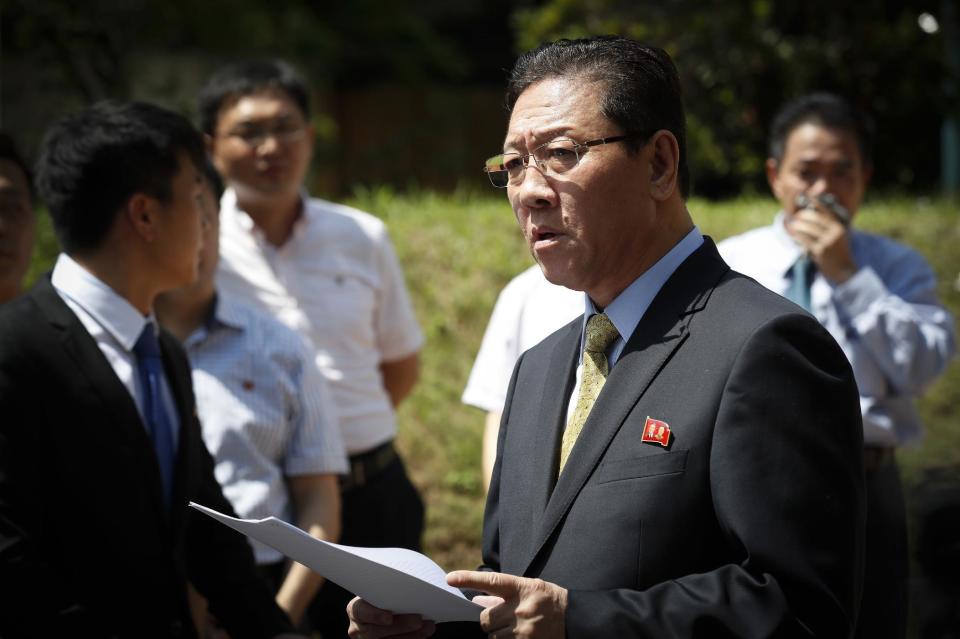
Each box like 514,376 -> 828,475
503,127 -> 571,152
230,112 -> 298,128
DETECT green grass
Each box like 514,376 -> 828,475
345,190 -> 960,572
24,192 -> 960,575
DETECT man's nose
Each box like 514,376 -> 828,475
809,176 -> 830,195
516,163 -> 557,209
256,133 -> 282,155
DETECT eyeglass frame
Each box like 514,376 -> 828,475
219,118 -> 309,149
482,133 -> 646,188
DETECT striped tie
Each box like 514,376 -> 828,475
559,313 -> 620,473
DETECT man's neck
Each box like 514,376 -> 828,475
587,207 -> 694,308
154,287 -> 216,342
236,189 -> 303,248
72,252 -> 156,316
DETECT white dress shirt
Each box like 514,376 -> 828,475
216,189 -> 424,454
183,294 -> 347,564
718,213 -> 956,446
51,253 -> 179,445
462,264 -> 584,413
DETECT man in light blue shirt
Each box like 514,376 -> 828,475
156,162 -> 347,629
718,92 -> 956,639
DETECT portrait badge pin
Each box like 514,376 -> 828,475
642,416 -> 672,447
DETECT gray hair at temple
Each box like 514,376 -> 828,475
506,35 -> 691,199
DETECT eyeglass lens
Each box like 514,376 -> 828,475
485,139 -> 581,188
230,119 -> 306,147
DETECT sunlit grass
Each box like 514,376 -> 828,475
24,191 -> 960,572
346,190 -> 960,570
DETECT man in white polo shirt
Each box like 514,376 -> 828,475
462,264 -> 582,491
199,59 -> 424,638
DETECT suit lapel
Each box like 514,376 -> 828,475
520,239 -> 728,576
32,278 -> 171,523
526,321 -> 580,528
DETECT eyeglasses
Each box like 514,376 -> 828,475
483,134 -> 643,188
223,119 -> 307,148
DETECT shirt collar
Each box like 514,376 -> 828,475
772,211 -> 806,276
50,253 -> 152,352
183,293 -> 246,348
221,187 -> 313,239
211,293 -> 247,331
580,226 -> 704,356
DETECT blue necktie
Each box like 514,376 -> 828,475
786,255 -> 815,311
133,323 -> 176,508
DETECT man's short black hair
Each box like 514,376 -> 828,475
201,158 -> 225,202
197,59 -> 311,136
506,35 -> 691,199
35,100 -> 205,255
768,93 -> 874,167
0,132 -> 34,201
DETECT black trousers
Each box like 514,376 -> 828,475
307,453 -> 424,638
855,456 -> 908,639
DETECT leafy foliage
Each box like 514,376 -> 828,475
511,0 -> 952,196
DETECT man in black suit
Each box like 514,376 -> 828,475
0,101 -> 296,638
348,36 -> 865,638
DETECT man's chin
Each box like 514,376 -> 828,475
535,262 -> 583,292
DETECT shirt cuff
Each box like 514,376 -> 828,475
379,332 -> 425,363
830,266 -> 887,319
461,387 -> 505,413
285,453 -> 350,476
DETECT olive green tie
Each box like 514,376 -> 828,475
559,313 -> 620,473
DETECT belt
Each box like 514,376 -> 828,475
863,446 -> 895,471
340,441 -> 398,492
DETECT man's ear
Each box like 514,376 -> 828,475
765,158 -> 783,200
125,193 -> 159,242
648,130 -> 679,201
204,132 -> 215,155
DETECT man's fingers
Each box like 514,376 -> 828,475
347,612 -> 435,639
447,570 -> 520,597
471,595 -> 505,609
383,617 -> 436,639
347,597 -> 394,625
480,599 -> 517,634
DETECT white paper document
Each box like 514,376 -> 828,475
189,502 -> 483,623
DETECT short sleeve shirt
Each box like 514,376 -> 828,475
462,265 -> 584,413
217,190 -> 424,454
184,295 -> 347,564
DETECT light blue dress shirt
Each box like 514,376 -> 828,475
718,213 -> 956,446
183,294 -> 348,563
51,253 -> 180,447
567,227 -> 704,421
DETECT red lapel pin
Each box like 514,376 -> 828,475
642,416 -> 672,447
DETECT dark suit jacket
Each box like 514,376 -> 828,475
454,239 -> 865,638
0,278 -> 292,638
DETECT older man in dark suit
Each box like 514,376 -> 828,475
348,36 -> 865,639
0,101 -> 296,638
